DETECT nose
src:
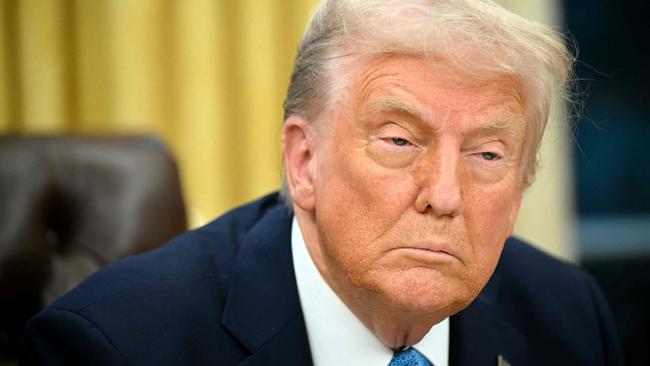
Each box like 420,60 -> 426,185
413,145 -> 463,217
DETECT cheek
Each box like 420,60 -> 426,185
313,145 -> 417,274
318,141 -> 415,228
463,183 -> 518,269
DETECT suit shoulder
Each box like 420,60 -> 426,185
491,237 -> 622,365
50,192 -> 285,312
495,237 -> 600,307
499,237 -> 586,283
22,193 -> 287,365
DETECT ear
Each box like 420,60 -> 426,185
282,116 -> 317,211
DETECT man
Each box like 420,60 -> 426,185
22,0 -> 622,365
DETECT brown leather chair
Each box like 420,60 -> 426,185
0,135 -> 187,364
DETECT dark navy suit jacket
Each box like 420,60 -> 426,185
21,193 -> 623,365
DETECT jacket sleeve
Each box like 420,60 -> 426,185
20,308 -> 127,366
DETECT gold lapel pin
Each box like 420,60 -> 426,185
497,354 -> 512,366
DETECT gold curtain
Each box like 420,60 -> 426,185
0,0 -> 573,260
0,0 -> 318,226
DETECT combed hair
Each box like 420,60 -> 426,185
282,0 -> 574,202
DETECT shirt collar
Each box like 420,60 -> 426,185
291,217 -> 449,366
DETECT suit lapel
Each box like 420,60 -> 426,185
236,314 -> 312,366
449,270 -> 528,366
221,204 -> 312,366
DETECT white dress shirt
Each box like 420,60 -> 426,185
291,218 -> 449,366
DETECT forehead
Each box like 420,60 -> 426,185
341,54 -> 527,135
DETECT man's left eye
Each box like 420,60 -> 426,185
391,138 -> 410,146
481,152 -> 499,161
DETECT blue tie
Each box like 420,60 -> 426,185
388,347 -> 433,366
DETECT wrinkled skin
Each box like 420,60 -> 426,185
283,54 -> 526,348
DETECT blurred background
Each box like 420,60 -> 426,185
0,0 -> 647,364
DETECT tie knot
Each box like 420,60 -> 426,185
388,347 -> 433,366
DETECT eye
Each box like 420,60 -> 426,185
390,137 -> 411,146
480,152 -> 500,161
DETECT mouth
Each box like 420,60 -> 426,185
393,241 -> 459,262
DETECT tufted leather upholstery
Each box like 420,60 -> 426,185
0,135 -> 187,364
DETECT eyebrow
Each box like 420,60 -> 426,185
463,116 -> 525,141
363,95 -> 526,144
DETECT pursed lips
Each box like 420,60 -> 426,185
391,240 -> 460,261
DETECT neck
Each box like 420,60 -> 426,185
354,302 -> 437,349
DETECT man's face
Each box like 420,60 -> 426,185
308,55 -> 526,318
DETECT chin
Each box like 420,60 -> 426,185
374,271 -> 477,317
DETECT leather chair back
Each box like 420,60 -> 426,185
0,135 -> 187,364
